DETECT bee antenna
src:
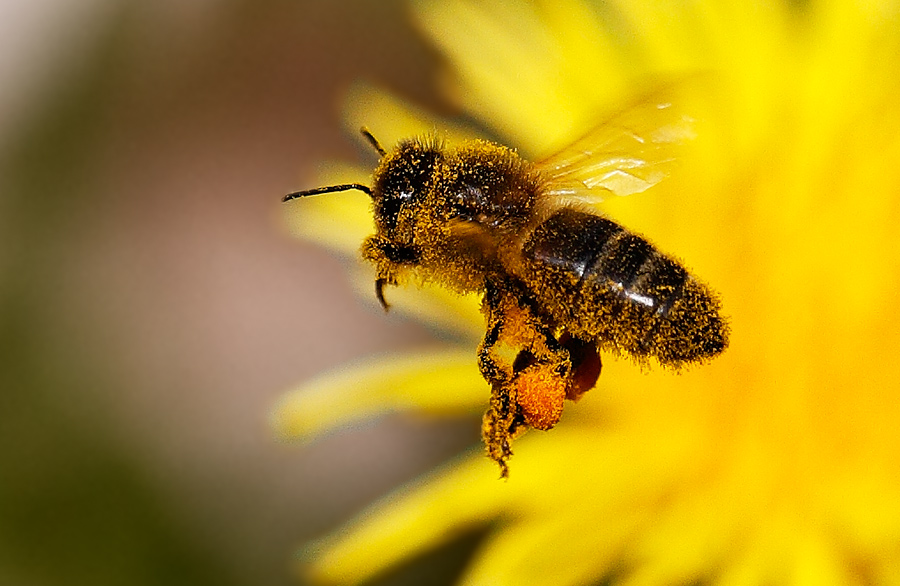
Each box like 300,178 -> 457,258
282,183 -> 373,203
360,127 -> 387,157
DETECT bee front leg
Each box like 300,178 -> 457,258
361,235 -> 419,312
374,277 -> 391,311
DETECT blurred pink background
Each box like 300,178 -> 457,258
0,2 -> 480,585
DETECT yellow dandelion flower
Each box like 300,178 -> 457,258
276,0 -> 900,585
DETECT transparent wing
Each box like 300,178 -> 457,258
536,86 -> 697,201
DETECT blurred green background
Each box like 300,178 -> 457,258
0,1 -> 481,584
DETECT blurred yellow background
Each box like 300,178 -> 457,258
0,2 -> 480,585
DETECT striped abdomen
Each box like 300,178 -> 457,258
518,208 -> 727,366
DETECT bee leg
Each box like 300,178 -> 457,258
375,277 -> 391,311
361,235 -> 409,312
477,311 -> 508,385
478,282 -> 519,477
478,282 -> 594,476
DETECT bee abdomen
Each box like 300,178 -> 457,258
521,208 -> 727,365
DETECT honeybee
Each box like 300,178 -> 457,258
285,91 -> 729,477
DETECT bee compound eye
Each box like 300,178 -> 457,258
376,193 -> 405,231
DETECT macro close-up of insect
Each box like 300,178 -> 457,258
284,92 -> 730,477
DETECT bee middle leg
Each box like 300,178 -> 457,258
478,282 -> 519,477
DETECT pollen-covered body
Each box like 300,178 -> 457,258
362,137 -> 725,366
356,136 -> 727,475
285,106 -> 729,476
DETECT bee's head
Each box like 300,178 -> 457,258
282,129 -> 444,308
351,135 -> 442,275
370,137 -> 443,235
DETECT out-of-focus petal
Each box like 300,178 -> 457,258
413,0 -> 628,154
302,453 -> 506,585
343,83 -> 483,149
273,350 -> 486,441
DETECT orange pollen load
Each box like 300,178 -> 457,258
515,364 -> 568,431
